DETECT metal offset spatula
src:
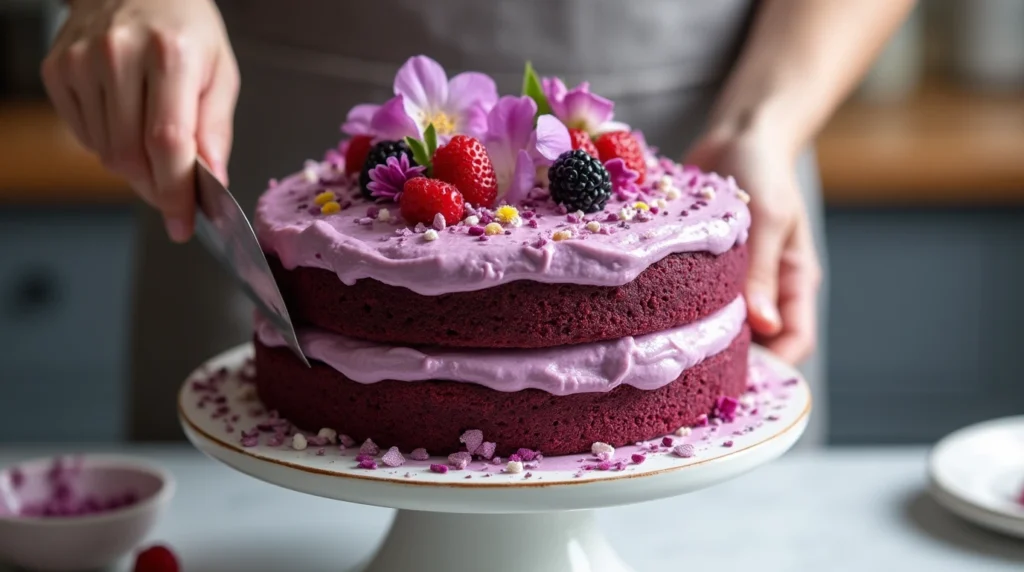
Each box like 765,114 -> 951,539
193,159 -> 310,367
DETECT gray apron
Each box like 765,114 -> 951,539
130,0 -> 828,445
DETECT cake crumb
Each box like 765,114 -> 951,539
410,448 -> 430,461
359,439 -> 380,456
673,444 -> 696,458
448,452 -> 472,470
459,429 -> 484,455
381,447 -> 406,468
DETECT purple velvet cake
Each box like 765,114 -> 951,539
251,56 -> 753,456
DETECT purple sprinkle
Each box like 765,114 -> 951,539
240,428 -> 260,448
695,414 -> 709,427
522,210 -> 536,219
491,457 -> 503,465
359,439 -> 380,456
515,448 -> 538,462
566,214 -> 580,223
429,464 -> 449,474
766,415 -> 780,422
358,459 -> 378,470
527,219 -> 540,228
723,440 -> 735,448
508,454 -> 522,463
339,434 -> 356,448
316,448 -> 325,456
410,448 -> 430,461
631,453 -> 646,464
673,444 -> 696,458
355,454 -> 374,463
783,378 -> 799,386
597,461 -> 612,471
714,396 -> 740,422
661,437 -> 674,447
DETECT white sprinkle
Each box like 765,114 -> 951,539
464,215 -> 480,226
699,186 -> 716,200
291,434 -> 308,451
655,198 -> 669,210
674,426 -> 692,437
423,229 -> 439,242
505,460 -> 524,474
585,221 -> 601,233
433,213 -> 447,231
740,394 -> 756,408
591,442 -> 615,457
317,428 -> 337,444
656,175 -> 674,191
736,189 -> 751,204
377,208 -> 391,222
666,188 -> 681,200
302,168 -> 319,183
574,210 -> 585,220
617,206 -> 637,221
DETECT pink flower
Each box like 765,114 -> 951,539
367,154 -> 425,202
604,158 -> 641,199
370,56 -> 498,142
484,96 -> 570,204
341,104 -> 380,137
542,77 -> 629,135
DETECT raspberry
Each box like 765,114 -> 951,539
344,135 -> 374,176
133,545 -> 179,572
569,128 -> 600,159
400,178 -> 465,226
360,140 -> 416,199
432,135 -> 499,207
548,150 -> 612,214
595,131 -> 647,184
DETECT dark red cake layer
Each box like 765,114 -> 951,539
269,245 -> 746,349
253,325 -> 750,456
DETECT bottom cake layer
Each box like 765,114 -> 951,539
254,325 -> 750,456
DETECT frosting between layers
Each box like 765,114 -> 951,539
255,160 -> 751,296
256,296 -> 747,395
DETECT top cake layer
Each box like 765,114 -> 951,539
256,158 -> 750,298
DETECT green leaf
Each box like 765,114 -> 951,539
404,136 -> 432,173
424,123 -> 438,158
521,61 -> 552,117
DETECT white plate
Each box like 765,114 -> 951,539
929,416 -> 1024,539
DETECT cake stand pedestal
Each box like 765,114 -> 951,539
179,345 -> 810,572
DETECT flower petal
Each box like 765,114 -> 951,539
503,150 -> 537,205
459,104 -> 490,140
393,56 -> 449,112
562,88 -> 615,132
530,115 -> 572,163
485,96 -> 537,152
447,72 -> 498,115
542,77 -> 569,119
371,95 -> 421,140
341,104 -> 380,136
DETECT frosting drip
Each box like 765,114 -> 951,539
256,296 -> 747,395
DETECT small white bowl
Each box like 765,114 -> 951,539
0,454 -> 175,571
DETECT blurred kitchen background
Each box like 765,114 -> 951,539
0,0 -> 1022,444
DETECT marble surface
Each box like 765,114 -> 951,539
1,445 -> 1023,571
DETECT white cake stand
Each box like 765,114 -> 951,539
179,344 -> 810,572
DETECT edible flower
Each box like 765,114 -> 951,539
484,96 -> 571,204
604,158 -> 641,200
367,154 -> 425,202
542,77 -> 629,135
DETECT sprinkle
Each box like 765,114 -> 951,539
382,447 -> 406,467
505,461 -> 524,474
673,444 -> 696,458
302,168 -> 319,183
617,206 -> 637,221
484,222 -> 504,236
585,221 -> 601,233
477,442 -> 497,460
320,201 -> 341,215
314,190 -> 336,206
317,428 -> 337,444
429,464 -> 449,474
666,188 -> 681,200
631,453 -> 646,464
597,461 -> 612,471
464,215 -> 480,226
459,430 -> 484,455
694,414 -> 709,427
495,205 -> 521,226
468,225 -> 485,236
714,396 -> 740,422
423,229 -> 439,242
240,428 -> 260,448
656,175 -> 674,191
432,213 -> 447,231
316,448 -> 325,456
377,208 -> 391,222
414,222 -> 428,233
591,442 -> 615,460
515,448 -> 538,462
723,440 -> 735,448
736,189 -> 751,204
448,452 -> 472,470
566,213 -> 580,223
359,439 -> 380,456
655,198 -> 669,210
410,448 -> 430,461
291,434 -> 308,451
661,437 -> 674,447
508,454 -> 522,463
339,434 -> 356,448
552,229 -> 573,241
634,201 -> 650,211
491,457 -> 503,465
674,427 -> 692,437
358,459 -> 378,470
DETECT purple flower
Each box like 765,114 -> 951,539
367,154 -> 425,202
605,158 -> 641,199
370,56 -> 498,142
542,77 -> 629,134
484,96 -> 570,204
341,103 -> 380,136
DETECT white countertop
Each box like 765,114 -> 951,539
2,445 -> 1023,571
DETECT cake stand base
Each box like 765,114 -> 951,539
179,344 -> 810,572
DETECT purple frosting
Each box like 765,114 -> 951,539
256,296 -> 746,395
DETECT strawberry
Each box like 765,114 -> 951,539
569,128 -> 600,159
133,545 -> 179,572
595,131 -> 647,184
343,135 -> 374,176
432,135 -> 498,207
400,178 -> 465,226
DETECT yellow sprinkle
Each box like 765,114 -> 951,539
320,201 -> 342,215
484,222 -> 504,236
314,190 -> 337,206
495,205 -> 521,225
552,229 -> 573,241
633,201 -> 650,211
736,189 -> 751,204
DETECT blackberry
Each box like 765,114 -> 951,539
548,149 -> 612,213
359,140 -> 416,199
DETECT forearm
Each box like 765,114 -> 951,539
707,0 -> 915,158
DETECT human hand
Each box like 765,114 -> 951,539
685,128 -> 822,364
41,0 -> 239,242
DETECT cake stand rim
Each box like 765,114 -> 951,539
178,343 -> 811,490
